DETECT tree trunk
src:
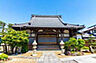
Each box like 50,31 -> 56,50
11,46 -> 14,54
4,43 -> 7,54
89,45 -> 94,54
15,47 -> 18,54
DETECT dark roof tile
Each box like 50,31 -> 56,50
12,15 -> 85,29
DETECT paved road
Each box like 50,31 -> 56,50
74,57 -> 96,63
38,52 -> 96,63
37,52 -> 62,63
37,52 -> 77,63
60,54 -> 96,63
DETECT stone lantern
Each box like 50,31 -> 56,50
60,40 -> 65,55
32,40 -> 37,56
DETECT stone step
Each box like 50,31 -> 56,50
37,45 -> 60,50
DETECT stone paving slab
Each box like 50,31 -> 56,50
7,51 -> 96,63
9,51 -> 96,63
37,52 -> 77,63
38,52 -> 62,63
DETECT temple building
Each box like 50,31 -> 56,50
12,15 -> 85,50
82,24 -> 96,40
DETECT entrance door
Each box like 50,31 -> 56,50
37,35 -> 60,50
38,35 -> 57,45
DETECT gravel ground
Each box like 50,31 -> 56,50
2,51 -> 42,63
4,58 -> 36,63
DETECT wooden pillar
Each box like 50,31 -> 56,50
62,29 -> 64,41
60,29 -> 64,40
34,29 -> 38,42
30,30 -> 32,37
56,29 -> 59,44
61,33 -> 63,40
69,29 -> 72,37
36,29 -> 39,43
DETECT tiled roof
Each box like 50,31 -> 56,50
83,27 -> 96,33
12,15 -> 85,29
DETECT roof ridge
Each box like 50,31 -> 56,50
31,14 -> 62,18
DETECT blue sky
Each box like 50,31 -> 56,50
0,0 -> 96,28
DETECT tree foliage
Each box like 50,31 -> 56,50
1,28 -> 29,54
65,38 -> 85,52
77,39 -> 85,50
0,53 -> 8,60
0,21 -> 6,35
7,23 -> 13,28
87,34 -> 96,53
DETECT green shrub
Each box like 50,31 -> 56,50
65,38 -> 85,52
71,51 -> 75,54
0,53 -> 8,60
82,46 -> 89,50
65,38 -> 78,51
21,44 -> 28,53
